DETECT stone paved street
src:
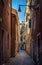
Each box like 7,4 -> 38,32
5,50 -> 36,65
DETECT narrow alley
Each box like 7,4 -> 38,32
5,50 -> 35,65
0,0 -> 42,65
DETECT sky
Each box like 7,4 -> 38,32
12,0 -> 26,23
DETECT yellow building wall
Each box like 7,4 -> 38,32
25,0 -> 31,55
15,15 -> 19,55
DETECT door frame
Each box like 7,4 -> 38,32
37,32 -> 41,65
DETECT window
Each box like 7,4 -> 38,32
26,13 -> 29,22
0,17 -> 2,22
7,34 -> 9,49
29,19 -> 31,28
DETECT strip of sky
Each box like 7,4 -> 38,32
12,0 -> 26,23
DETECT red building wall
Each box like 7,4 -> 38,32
0,0 -> 11,64
11,14 -> 16,57
11,8 -> 19,57
11,9 -> 17,57
40,0 -> 42,64
31,0 -> 42,65
0,1 -> 4,65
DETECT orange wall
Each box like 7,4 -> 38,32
0,0 -> 11,64
11,9 -> 19,57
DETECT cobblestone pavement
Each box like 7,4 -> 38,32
5,50 -> 36,65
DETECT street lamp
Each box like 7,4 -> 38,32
18,5 -> 21,12
18,4 -> 39,12
18,5 -> 30,12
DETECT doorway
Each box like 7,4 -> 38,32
37,33 -> 40,65
0,29 -> 4,65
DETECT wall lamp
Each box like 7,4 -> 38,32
18,5 -> 30,12
18,4 -> 39,12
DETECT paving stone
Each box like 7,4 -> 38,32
5,50 -> 36,65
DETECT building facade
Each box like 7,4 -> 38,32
11,8 -> 19,57
30,0 -> 42,65
25,0 -> 42,64
25,0 -> 31,55
0,0 -> 11,65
